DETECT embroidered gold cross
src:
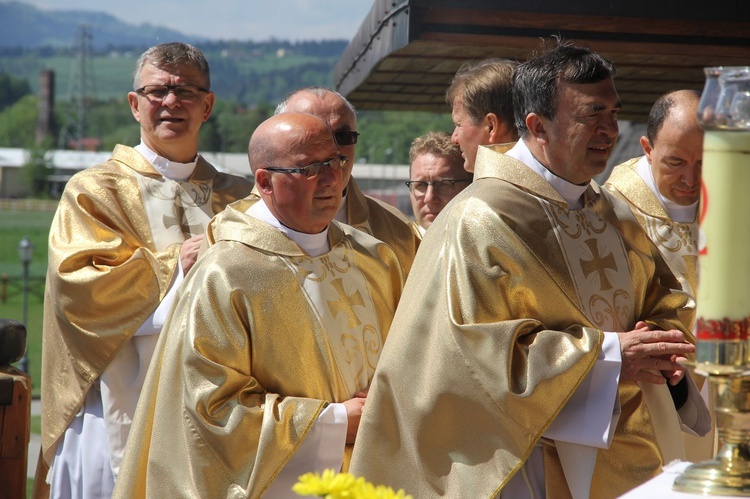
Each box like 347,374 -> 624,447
580,238 -> 617,291
163,197 -> 203,238
327,278 -> 365,328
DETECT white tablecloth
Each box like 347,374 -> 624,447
619,460 -> 746,498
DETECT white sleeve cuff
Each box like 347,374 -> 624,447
544,332 -> 621,449
134,259 -> 184,336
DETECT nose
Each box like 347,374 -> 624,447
451,127 -> 460,146
318,161 -> 341,187
683,162 -> 702,186
423,184 -> 439,203
598,114 -> 618,139
161,90 -> 181,108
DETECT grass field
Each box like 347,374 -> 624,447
1,207 -> 54,397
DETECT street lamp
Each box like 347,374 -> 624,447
18,236 -> 34,373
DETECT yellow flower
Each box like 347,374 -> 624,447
293,469 -> 412,499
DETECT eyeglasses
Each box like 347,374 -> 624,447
334,130 -> 360,146
405,179 -> 472,197
262,155 -> 349,178
135,84 -> 210,100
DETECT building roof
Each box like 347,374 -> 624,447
334,0 -> 750,122
0,148 -> 253,180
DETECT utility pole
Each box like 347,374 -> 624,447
58,24 -> 98,152
55,24 -> 99,196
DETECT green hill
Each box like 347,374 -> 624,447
0,2 -> 451,164
0,1 -> 208,49
0,41 -> 347,103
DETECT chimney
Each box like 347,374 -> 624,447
36,69 -> 55,145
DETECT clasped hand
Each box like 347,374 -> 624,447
179,234 -> 205,273
342,387 -> 369,444
617,321 -> 694,386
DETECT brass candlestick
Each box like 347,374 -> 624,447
673,66 -> 750,496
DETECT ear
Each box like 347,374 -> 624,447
486,113 -> 503,144
640,136 -> 653,162
203,91 -> 215,122
127,92 -> 141,123
525,113 -> 548,144
255,169 -> 274,195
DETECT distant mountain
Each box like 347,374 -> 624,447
0,1 -> 209,49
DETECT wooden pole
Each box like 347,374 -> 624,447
0,319 -> 31,499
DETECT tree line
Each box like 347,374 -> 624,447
0,40 -> 454,197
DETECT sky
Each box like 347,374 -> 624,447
17,0 -> 375,42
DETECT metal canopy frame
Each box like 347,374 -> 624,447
334,0 -> 750,122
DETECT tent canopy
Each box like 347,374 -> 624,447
334,0 -> 750,122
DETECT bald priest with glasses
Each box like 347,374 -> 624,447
274,87 -> 423,277
113,112 -> 405,498
34,42 -> 252,499
406,131 -> 473,232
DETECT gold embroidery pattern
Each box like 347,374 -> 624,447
541,199 -> 635,331
362,324 -> 381,373
580,238 -> 618,291
328,278 -> 365,328
643,216 -> 698,255
338,325 -> 382,389
138,175 -> 213,251
288,240 -> 381,393
290,243 -> 354,282
162,196 -> 204,237
589,288 -> 632,331
144,178 -> 212,206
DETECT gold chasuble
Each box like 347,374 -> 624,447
38,145 -> 252,470
343,177 -> 422,276
604,157 -> 713,463
604,158 -> 699,321
113,204 -> 404,498
349,145 -> 693,498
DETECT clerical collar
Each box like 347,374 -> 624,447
507,140 -> 589,209
636,156 -> 698,223
134,141 -> 198,181
246,199 -> 330,257
336,192 -> 349,224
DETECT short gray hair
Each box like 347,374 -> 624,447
133,42 -> 210,89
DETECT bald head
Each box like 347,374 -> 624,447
641,89 -> 703,206
276,87 -> 357,186
646,90 -> 701,146
250,112 -> 343,234
249,112 -> 334,172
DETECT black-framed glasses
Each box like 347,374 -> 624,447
334,130 -> 360,146
135,84 -> 210,100
262,155 -> 349,178
405,178 -> 472,196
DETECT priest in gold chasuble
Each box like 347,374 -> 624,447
349,43 -> 709,499
35,43 -> 252,499
113,112 -> 404,498
604,89 -> 713,463
274,87 -> 422,276
604,90 -> 703,330
606,157 -> 699,301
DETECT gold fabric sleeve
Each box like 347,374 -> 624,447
38,145 -> 252,468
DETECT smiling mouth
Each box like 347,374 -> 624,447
315,193 -> 338,200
